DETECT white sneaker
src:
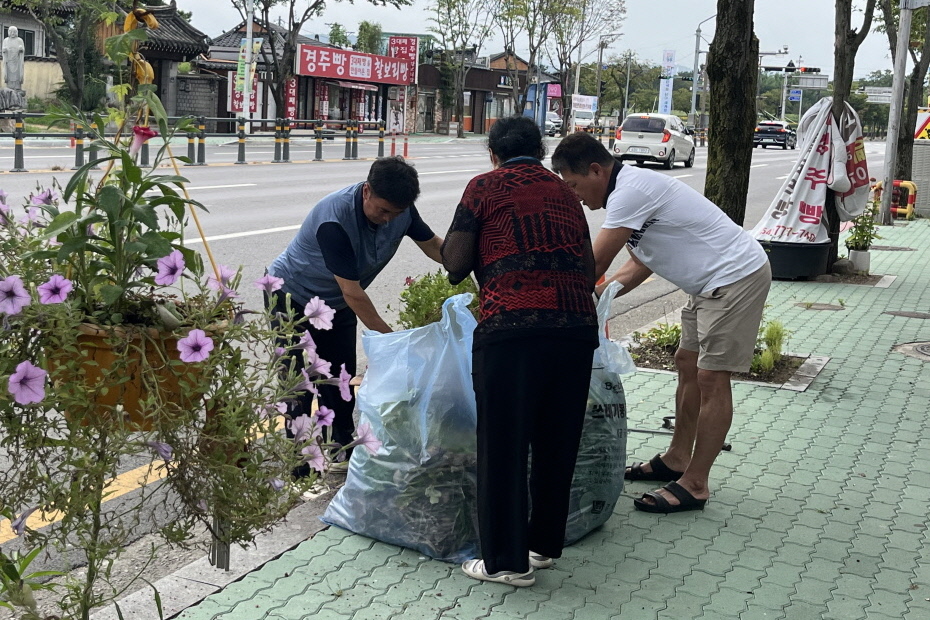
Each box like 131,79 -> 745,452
461,559 -> 535,587
529,551 -> 553,569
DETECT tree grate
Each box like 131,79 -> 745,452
870,245 -> 916,251
884,311 -> 930,319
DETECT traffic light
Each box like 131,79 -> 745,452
599,80 -> 607,94
679,76 -> 693,82
798,67 -> 821,73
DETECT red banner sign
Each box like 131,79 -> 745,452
296,44 -> 413,85
387,36 -> 418,62
229,70 -> 258,113
285,77 -> 298,120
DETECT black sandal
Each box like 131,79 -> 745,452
624,454 -> 683,482
633,481 -> 707,514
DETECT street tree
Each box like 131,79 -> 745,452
487,0 -> 563,113
231,0 -> 410,116
877,0 -> 930,182
704,0 -> 759,225
426,0 -> 494,138
328,22 -> 352,47
826,0 -> 876,266
603,52 -> 659,117
546,0 -> 626,132
356,20 -> 383,54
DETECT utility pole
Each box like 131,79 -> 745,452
623,52 -> 632,120
244,0 -> 254,133
594,40 -> 604,125
571,2 -> 586,132
689,14 -> 715,127
779,60 -> 795,121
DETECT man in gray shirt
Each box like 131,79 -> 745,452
268,157 -> 443,475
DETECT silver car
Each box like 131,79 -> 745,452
613,113 -> 696,169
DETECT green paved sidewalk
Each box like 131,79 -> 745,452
176,220 -> 930,620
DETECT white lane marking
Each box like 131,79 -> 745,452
186,225 -> 301,244
419,169 -> 480,175
776,175 -> 790,180
672,174 -> 694,178
185,183 -> 257,190
750,164 -> 768,168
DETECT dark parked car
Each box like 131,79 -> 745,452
754,120 -> 797,149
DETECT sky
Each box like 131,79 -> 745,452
180,0 -> 896,80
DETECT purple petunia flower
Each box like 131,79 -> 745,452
0,189 -> 8,205
19,207 -> 40,227
254,274 -> 284,295
351,423 -> 382,455
301,443 -> 326,473
268,478 -> 286,492
338,364 -> 353,402
207,264 -> 237,291
257,401 -> 287,420
177,329 -> 214,363
293,369 -> 320,396
10,507 -> 37,536
0,202 -> 11,226
303,296 -> 335,330
155,250 -> 185,286
315,406 -> 334,428
8,360 -> 46,405
37,274 -> 73,304
30,188 -> 58,206
196,499 -> 209,512
146,441 -> 173,461
294,331 -> 316,354
288,414 -> 314,442
305,352 -> 332,379
0,275 -> 30,316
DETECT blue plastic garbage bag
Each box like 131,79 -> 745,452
322,294 -> 481,563
563,282 -> 635,544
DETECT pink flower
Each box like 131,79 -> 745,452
130,125 -> 159,157
305,352 -> 332,379
351,423 -> 382,455
207,265 -> 237,291
315,406 -> 334,427
338,364 -> 353,402
405,276 -> 414,286
0,275 -> 30,315
37,274 -> 73,304
30,188 -> 58,206
304,296 -> 335,330
177,329 -> 214,363
301,443 -> 326,472
254,274 -> 284,295
8,360 -> 46,405
155,250 -> 185,286
288,415 -> 314,442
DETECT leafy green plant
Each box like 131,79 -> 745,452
845,201 -> 881,251
750,319 -> 789,374
631,323 -> 682,351
396,271 -> 478,329
0,546 -> 64,617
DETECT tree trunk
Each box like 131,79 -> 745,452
703,0 -> 758,225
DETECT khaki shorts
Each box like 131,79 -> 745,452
679,262 -> 772,373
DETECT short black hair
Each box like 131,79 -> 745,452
550,132 -> 615,175
487,115 -> 546,162
367,156 -> 420,208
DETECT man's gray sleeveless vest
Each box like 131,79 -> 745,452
269,183 -> 413,311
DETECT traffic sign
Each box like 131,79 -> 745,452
790,89 -> 802,96
788,96 -> 801,102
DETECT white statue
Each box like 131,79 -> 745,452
2,26 -> 26,91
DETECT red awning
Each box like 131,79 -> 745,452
327,80 -> 379,92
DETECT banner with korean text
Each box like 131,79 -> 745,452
296,45 -> 414,85
235,38 -> 262,94
658,50 -> 675,115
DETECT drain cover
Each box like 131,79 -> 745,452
871,245 -> 916,251
884,311 -> 930,319
893,342 -> 930,361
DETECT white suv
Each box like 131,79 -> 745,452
613,113 -> 696,169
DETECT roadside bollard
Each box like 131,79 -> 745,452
273,118 -> 282,163
88,121 -> 100,170
403,132 -> 408,158
351,120 -> 359,160
282,118 -> 291,162
11,112 -> 26,172
700,131 -> 706,147
185,130 -> 196,165
314,122 -> 324,161
140,142 -> 150,167
343,122 -> 352,160
72,125 -> 85,170
196,116 -> 207,165
390,131 -> 396,156
377,122 -> 385,158
235,117 -> 247,164
608,125 -> 615,150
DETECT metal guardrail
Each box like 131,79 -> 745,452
0,112 -> 399,173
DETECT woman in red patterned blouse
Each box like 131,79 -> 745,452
442,115 -> 598,587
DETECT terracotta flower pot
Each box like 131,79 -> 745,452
49,323 -> 208,431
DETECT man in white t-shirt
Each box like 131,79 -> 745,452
551,133 -> 771,514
